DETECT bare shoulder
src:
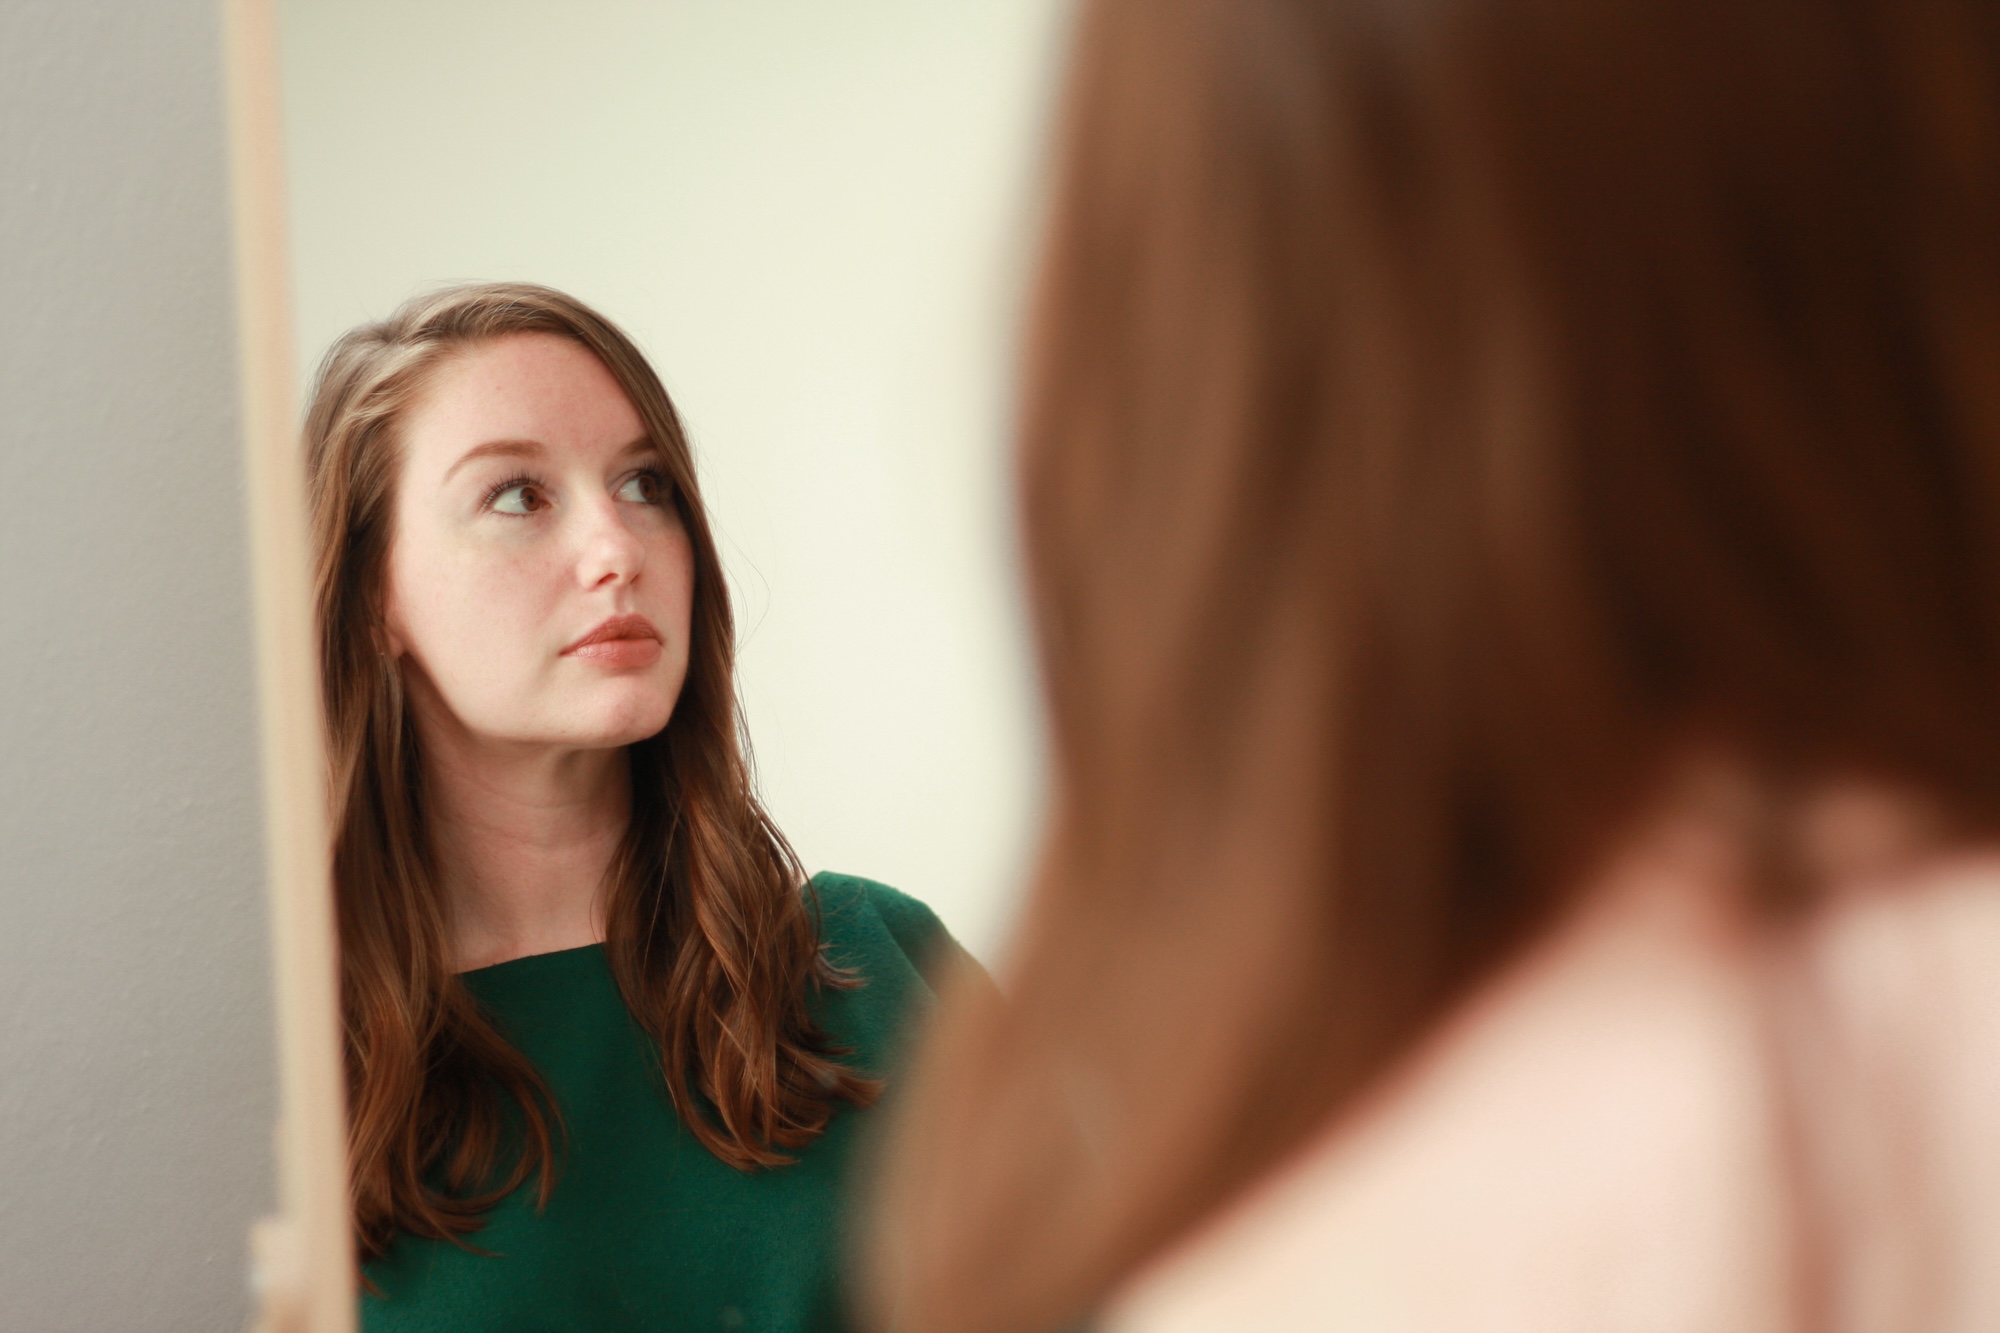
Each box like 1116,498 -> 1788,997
1111,847 -> 2000,1333
1107,868 -> 1793,1333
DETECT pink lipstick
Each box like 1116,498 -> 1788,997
562,613 -> 662,668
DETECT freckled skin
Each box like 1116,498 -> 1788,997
381,333 -> 696,754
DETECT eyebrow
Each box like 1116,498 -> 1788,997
443,438 -> 541,482
442,435 -> 658,483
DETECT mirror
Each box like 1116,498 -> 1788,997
236,2 -> 1071,1326
279,0 -> 1067,962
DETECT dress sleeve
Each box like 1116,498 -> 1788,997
809,871 -> 982,996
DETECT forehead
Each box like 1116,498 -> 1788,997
401,332 -> 646,466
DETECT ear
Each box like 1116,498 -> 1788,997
374,580 -> 408,659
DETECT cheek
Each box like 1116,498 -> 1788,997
384,534 -> 553,684
379,541 -> 428,659
650,526 -> 699,666
666,530 -> 697,634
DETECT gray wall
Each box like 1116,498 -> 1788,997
0,1 -> 276,1328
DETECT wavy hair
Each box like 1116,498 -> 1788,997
304,282 -> 878,1261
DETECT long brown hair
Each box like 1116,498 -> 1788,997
870,0 -> 2000,1328
305,282 -> 877,1261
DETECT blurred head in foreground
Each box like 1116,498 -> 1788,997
867,0 -> 2000,1328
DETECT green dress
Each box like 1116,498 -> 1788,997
361,872 -> 964,1333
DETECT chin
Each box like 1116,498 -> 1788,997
569,684 -> 678,748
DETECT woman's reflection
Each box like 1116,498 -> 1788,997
304,282 -> 968,1330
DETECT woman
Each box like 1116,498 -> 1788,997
869,0 -> 2000,1329
306,282 -> 964,1331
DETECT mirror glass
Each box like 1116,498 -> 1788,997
277,0 -> 1072,960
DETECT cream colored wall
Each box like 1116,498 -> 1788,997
277,1 -> 1069,959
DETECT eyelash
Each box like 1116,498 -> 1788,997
628,467 -> 671,501
482,473 -> 546,512
479,468 -> 672,512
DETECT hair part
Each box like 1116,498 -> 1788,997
306,282 -> 879,1260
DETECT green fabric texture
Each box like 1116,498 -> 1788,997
361,872 -> 963,1333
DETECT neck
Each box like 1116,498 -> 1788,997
415,706 -> 632,973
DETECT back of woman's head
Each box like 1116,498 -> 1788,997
869,1 -> 2000,1329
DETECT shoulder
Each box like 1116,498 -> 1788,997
804,872 -> 979,1078
1109,875 -> 1790,1333
808,870 -> 972,998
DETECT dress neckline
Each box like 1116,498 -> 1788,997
457,940 -> 606,981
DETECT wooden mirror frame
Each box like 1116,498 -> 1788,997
222,0 -> 354,1328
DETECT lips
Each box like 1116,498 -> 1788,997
562,614 -> 663,668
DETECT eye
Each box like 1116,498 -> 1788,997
615,469 -> 668,505
487,478 -> 549,515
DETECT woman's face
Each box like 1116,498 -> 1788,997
381,332 -> 696,754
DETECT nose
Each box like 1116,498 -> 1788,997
573,494 -> 647,590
